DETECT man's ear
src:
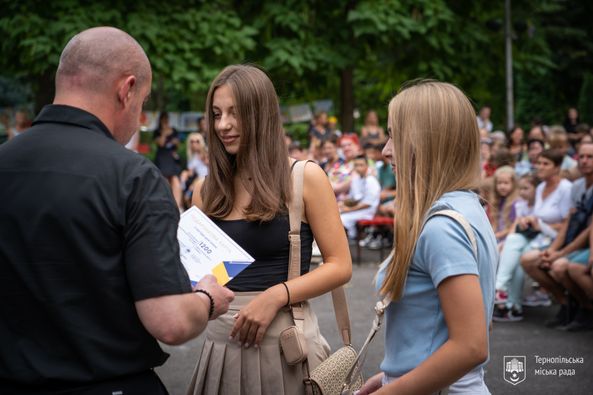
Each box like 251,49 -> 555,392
116,76 -> 136,107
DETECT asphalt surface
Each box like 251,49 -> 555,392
156,247 -> 593,395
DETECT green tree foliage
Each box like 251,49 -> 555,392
0,1 -> 255,111
128,2 -> 256,109
1,0 -> 592,132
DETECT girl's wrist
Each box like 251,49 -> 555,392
267,284 -> 289,310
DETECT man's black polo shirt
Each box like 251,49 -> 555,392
0,105 -> 192,387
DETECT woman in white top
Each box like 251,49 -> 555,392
493,149 -> 572,322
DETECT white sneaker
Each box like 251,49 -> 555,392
523,290 -> 552,307
367,236 -> 383,250
358,233 -> 374,247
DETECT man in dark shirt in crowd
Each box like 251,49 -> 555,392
0,27 -> 234,394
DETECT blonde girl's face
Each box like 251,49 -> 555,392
189,136 -> 202,153
381,126 -> 396,173
495,173 -> 514,197
213,84 -> 241,155
518,178 -> 536,202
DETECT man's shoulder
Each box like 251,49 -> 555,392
572,177 -> 586,190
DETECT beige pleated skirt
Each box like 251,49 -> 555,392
187,292 -> 331,395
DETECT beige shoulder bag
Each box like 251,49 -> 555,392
279,160 -> 363,395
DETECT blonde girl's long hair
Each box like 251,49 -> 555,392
490,166 -> 518,231
201,64 -> 291,221
380,80 -> 481,300
186,132 -> 208,163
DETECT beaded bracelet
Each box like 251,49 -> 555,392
195,289 -> 215,319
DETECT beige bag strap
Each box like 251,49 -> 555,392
287,160 -> 305,281
287,160 -> 352,346
428,209 -> 478,258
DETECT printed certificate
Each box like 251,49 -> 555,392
178,206 -> 254,286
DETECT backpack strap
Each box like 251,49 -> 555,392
427,209 -> 478,259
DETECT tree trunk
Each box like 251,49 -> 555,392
340,67 -> 354,134
339,0 -> 357,135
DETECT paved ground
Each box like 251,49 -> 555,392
157,247 -> 593,394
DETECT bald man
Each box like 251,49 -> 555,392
0,27 -> 233,394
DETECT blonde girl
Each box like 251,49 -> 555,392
359,81 -> 498,395
490,166 -> 519,242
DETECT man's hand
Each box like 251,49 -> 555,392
193,275 -> 235,320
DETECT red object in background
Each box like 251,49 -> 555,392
139,111 -> 148,126
355,216 -> 395,264
137,143 -> 150,154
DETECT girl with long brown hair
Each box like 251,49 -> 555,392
359,81 -> 498,394
187,65 -> 351,395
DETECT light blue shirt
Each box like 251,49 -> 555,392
376,190 -> 498,380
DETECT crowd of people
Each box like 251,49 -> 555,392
280,101 -> 593,332
277,100 -> 593,333
477,106 -> 593,331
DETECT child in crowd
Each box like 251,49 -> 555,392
511,174 -> 552,308
514,174 -> 538,220
339,155 -> 381,239
490,166 -> 519,244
